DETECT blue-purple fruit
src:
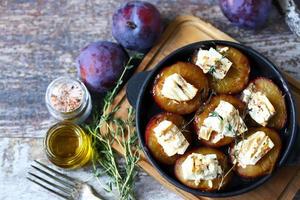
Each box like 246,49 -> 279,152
219,0 -> 272,29
76,41 -> 128,93
112,1 -> 162,52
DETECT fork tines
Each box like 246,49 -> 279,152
27,160 -> 78,200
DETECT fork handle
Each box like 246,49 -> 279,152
82,191 -> 103,200
81,185 -> 103,200
86,193 -> 102,200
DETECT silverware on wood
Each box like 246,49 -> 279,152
27,160 -> 102,200
277,0 -> 300,37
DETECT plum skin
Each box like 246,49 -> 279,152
219,0 -> 272,29
76,41 -> 129,93
112,1 -> 162,52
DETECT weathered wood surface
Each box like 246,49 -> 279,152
0,1 -> 300,200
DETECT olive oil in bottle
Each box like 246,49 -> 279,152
44,121 -> 92,169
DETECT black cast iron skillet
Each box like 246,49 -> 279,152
126,40 -> 298,197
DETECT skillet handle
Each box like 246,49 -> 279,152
126,71 -> 151,109
284,125 -> 300,166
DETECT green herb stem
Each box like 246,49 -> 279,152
85,53 -> 143,200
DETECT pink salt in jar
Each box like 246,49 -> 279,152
45,77 -> 92,124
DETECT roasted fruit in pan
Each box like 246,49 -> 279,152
241,77 -> 287,129
229,127 -> 282,178
145,112 -> 192,165
194,95 -> 247,147
174,147 -> 232,191
192,45 -> 250,94
152,61 -> 209,115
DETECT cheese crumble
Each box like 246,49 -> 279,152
161,73 -> 198,102
232,131 -> 274,168
198,100 -> 247,143
181,153 -> 223,187
241,83 -> 276,126
195,47 -> 232,79
153,120 -> 189,157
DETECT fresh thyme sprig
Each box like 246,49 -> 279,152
209,111 -> 223,121
208,65 -> 216,74
218,125 -> 245,190
85,53 -> 143,200
181,89 -> 214,133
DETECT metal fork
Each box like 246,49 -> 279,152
27,160 -> 102,200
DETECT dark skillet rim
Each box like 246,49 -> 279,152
136,40 -> 297,197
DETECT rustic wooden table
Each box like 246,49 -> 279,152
1,1 -> 300,200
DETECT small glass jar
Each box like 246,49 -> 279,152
44,121 -> 93,169
45,77 -> 92,124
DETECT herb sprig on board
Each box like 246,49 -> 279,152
85,53 -> 143,200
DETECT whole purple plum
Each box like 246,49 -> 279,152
219,0 -> 272,29
76,41 -> 128,93
112,1 -> 162,52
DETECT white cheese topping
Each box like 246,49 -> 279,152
232,131 -> 274,168
153,120 -> 189,157
241,83 -> 276,126
198,101 -> 248,143
161,73 -> 198,102
217,46 -> 229,53
181,153 -> 223,187
195,47 -> 232,79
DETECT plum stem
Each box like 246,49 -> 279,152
126,21 -> 137,29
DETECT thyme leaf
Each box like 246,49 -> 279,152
208,65 -> 216,74
180,88 -> 214,132
218,125 -> 245,191
225,123 -> 233,133
85,53 -> 143,200
209,111 -> 223,121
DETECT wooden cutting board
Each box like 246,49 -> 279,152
110,15 -> 300,200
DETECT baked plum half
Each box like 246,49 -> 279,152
145,112 -> 192,165
174,147 -> 231,191
192,45 -> 250,94
229,127 -> 282,179
194,95 -> 246,147
152,61 -> 209,115
242,77 -> 287,130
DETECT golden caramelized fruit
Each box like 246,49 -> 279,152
194,95 -> 246,147
174,147 -> 231,191
144,44 -> 289,191
152,61 -> 209,115
229,127 -> 282,178
145,112 -> 192,165
192,46 -> 250,94
248,78 -> 287,129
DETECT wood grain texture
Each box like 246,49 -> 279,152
0,1 -> 300,200
1,0 -> 300,139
